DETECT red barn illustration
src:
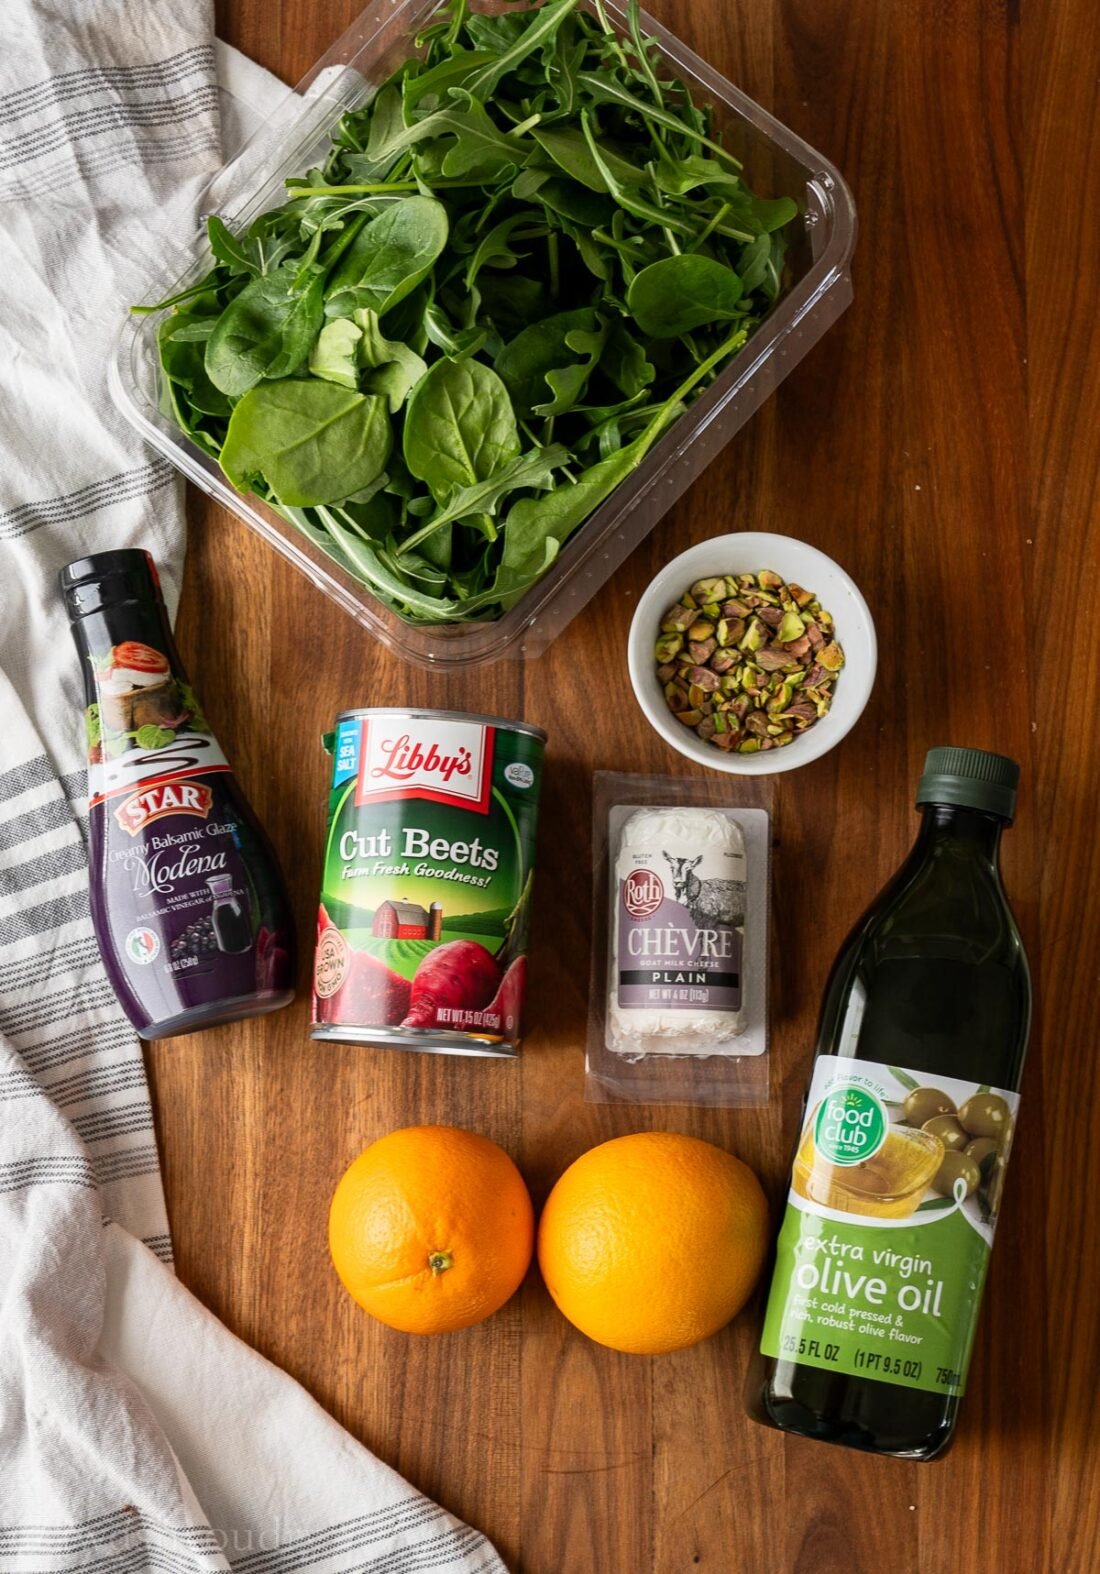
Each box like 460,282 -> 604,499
372,900 -> 430,939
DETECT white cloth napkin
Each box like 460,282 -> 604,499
0,4 -> 505,1569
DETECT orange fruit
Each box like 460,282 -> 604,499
328,1125 -> 534,1335
537,1132 -> 769,1355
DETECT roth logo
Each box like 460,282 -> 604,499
624,868 -> 664,919
357,717 -> 494,812
115,777 -> 213,835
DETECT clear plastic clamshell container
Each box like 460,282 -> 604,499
112,0 -> 856,670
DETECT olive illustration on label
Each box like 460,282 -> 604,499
903,1086 -> 956,1126
957,1092 -> 1012,1140
922,1114 -> 970,1152
932,1150 -> 982,1200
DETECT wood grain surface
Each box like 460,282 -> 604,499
148,0 -> 1100,1568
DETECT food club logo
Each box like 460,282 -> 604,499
624,868 -> 664,919
115,777 -> 214,836
357,717 -> 494,812
814,1085 -> 889,1166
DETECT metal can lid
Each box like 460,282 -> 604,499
332,706 -> 547,744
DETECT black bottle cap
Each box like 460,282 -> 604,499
59,549 -> 162,620
916,746 -> 1020,823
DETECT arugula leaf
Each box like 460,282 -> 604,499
464,0 -> 582,100
496,308 -> 600,418
207,215 -> 263,277
397,443 -> 568,554
366,89 -> 519,179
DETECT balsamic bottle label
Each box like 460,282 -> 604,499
760,1055 -> 1018,1397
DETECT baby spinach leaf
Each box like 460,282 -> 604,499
652,154 -> 744,198
220,381 -> 392,506
308,317 -> 362,388
326,196 -> 449,317
403,357 -> 520,499
205,268 -> 325,396
627,255 -> 744,337
353,308 -> 427,411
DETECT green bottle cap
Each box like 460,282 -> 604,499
916,746 -> 1020,822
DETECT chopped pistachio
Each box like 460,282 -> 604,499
757,569 -> 784,589
676,709 -> 704,727
687,665 -> 720,692
738,738 -> 762,753
776,610 -> 806,643
664,679 -> 689,711
817,641 -> 845,671
710,649 -> 737,675
739,618 -> 767,653
687,618 -> 715,642
755,647 -> 791,672
661,603 -> 696,634
767,681 -> 795,715
690,577 -> 727,604
656,662 -> 677,683
688,637 -> 717,664
655,631 -> 684,663
696,715 -> 717,742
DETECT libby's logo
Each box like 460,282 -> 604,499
356,718 -> 493,812
115,777 -> 213,835
371,734 -> 472,786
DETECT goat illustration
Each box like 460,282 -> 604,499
663,852 -> 745,927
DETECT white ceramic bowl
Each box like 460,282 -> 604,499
628,532 -> 877,775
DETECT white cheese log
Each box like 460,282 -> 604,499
607,806 -> 747,1056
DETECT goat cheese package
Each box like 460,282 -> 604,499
608,806 -> 748,1055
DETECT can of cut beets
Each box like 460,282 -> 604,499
312,708 -> 546,1057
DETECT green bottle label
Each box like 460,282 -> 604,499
761,1056 -> 1019,1396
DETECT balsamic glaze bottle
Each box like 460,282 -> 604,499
61,550 -> 295,1038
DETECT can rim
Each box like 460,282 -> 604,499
333,706 -> 547,743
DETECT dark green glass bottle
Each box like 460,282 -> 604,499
751,747 -> 1030,1458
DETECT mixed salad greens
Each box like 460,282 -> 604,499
141,0 -> 798,624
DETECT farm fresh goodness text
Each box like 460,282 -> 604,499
339,824 -> 500,886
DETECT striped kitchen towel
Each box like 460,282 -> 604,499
0,4 -> 505,1570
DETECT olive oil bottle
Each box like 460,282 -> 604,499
752,747 -> 1030,1458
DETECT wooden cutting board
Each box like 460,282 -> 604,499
149,0 -> 1098,1568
